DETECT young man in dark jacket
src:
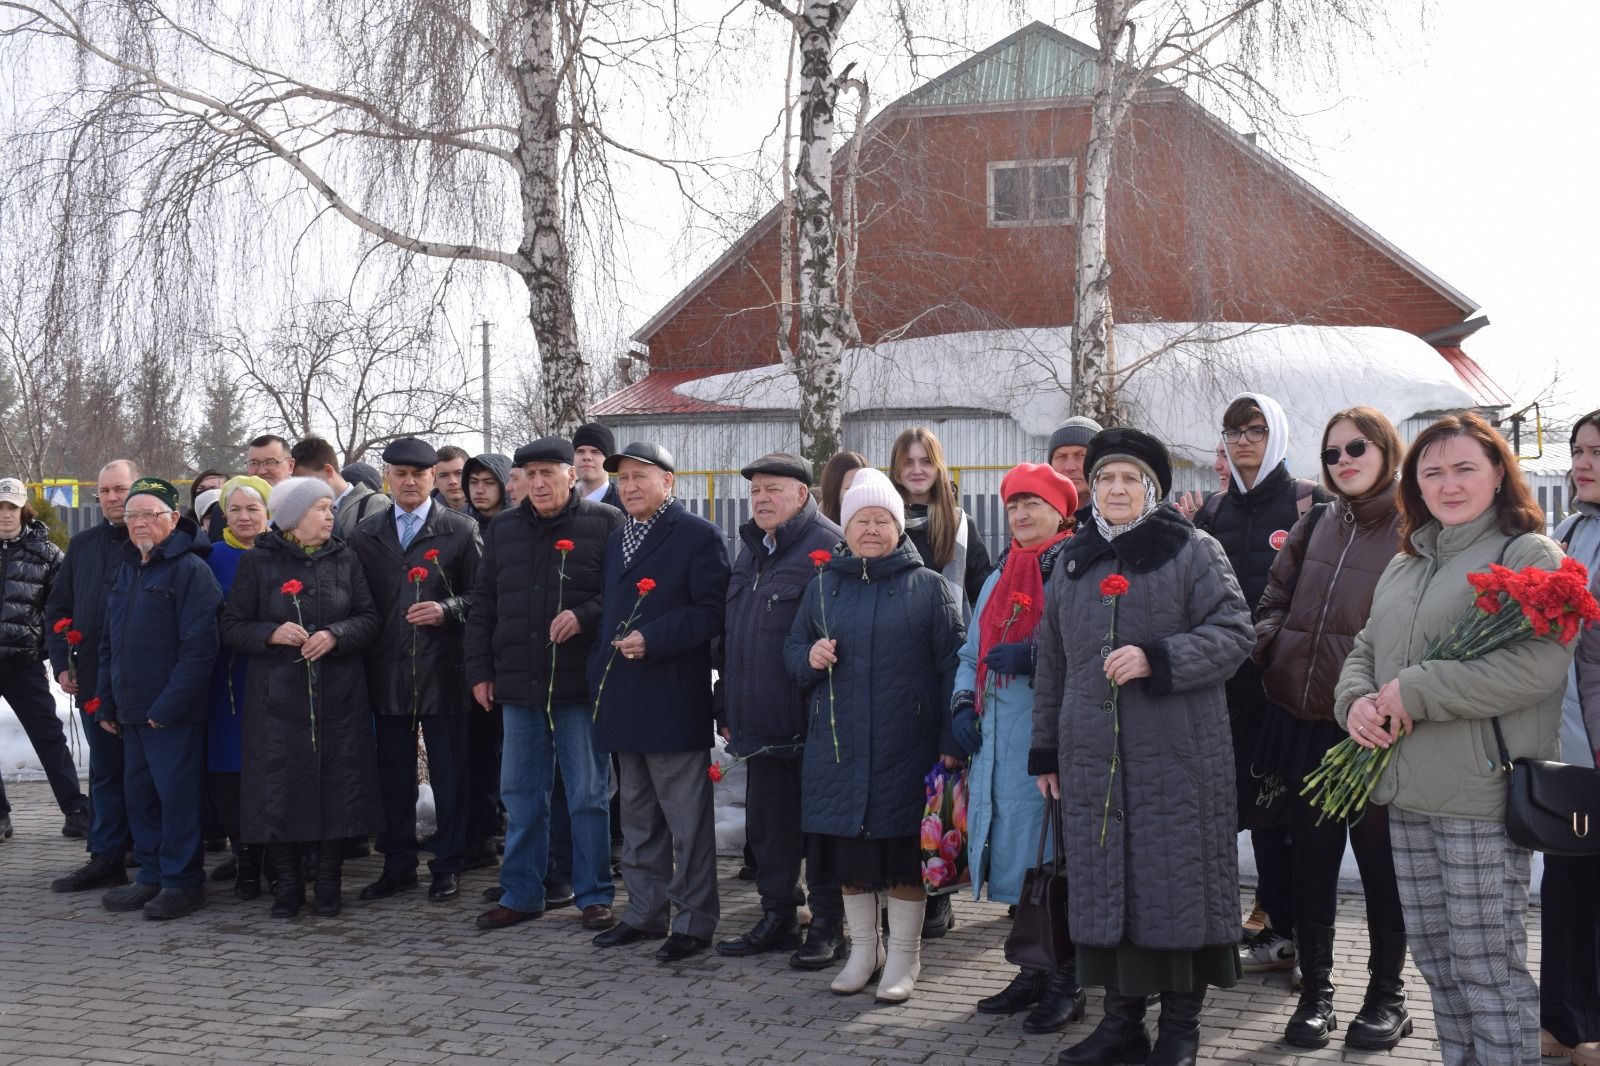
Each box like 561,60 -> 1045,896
95,478 -> 223,920
351,436 -> 483,905
1193,391 -> 1325,975
466,437 -> 624,933
44,459 -> 140,892
715,453 -> 846,968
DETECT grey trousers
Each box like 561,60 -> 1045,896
1391,806 -> 1539,1065
616,750 -> 720,939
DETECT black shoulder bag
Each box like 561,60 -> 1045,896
1004,797 -> 1073,970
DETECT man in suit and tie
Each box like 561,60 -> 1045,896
349,436 -> 482,904
588,442 -> 730,962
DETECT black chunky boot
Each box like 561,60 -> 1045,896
1024,962 -> 1087,1033
1284,923 -> 1338,1048
1057,989 -> 1150,1065
976,968 -> 1047,1015
1147,989 -> 1203,1066
789,915 -> 846,970
234,845 -> 263,900
1344,929 -> 1412,1050
716,909 -> 801,957
311,840 -> 343,917
269,843 -> 304,918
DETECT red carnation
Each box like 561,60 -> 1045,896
1474,594 -> 1501,615
52,617 -> 73,634
65,630 -> 84,647
636,578 -> 656,595
423,548 -> 440,561
555,539 -> 575,553
1009,592 -> 1033,611
83,697 -> 102,715
280,579 -> 304,596
707,763 -> 724,783
808,549 -> 832,568
408,566 -> 429,583
1099,574 -> 1130,598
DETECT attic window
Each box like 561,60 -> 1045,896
987,159 -> 1076,227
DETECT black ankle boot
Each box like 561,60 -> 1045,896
311,840 -> 342,917
1284,923 -> 1337,1048
977,968 -> 1047,1015
234,845 -> 263,900
1148,989 -> 1203,1066
716,909 -> 800,957
1024,963 -> 1087,1033
789,915 -> 846,970
269,843 -> 304,918
1345,928 -> 1412,1050
1057,989 -> 1150,1065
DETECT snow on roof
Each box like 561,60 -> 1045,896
674,323 -> 1481,474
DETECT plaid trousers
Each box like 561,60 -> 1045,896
1391,807 -> 1540,1065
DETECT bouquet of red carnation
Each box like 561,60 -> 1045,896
1304,556 -> 1600,824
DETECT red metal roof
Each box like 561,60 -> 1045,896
1436,346 -> 1513,409
587,369 -> 745,417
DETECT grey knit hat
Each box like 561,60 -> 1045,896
1047,416 -> 1103,460
268,476 -> 335,532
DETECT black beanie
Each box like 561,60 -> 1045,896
572,422 -> 616,458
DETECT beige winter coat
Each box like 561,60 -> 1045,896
1333,509 -> 1574,821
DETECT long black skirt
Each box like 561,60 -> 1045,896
806,833 -> 922,892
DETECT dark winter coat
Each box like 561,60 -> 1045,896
220,531 -> 383,843
97,517 -> 223,728
204,538 -> 251,772
45,521 -> 132,706
1030,506 -> 1253,951
351,503 -> 481,717
1,522 -> 63,660
464,453 -> 513,530
720,498 -> 843,757
1254,484 -> 1402,722
784,535 -> 966,839
905,505 -> 993,609
465,493 -> 623,707
589,500 -> 730,753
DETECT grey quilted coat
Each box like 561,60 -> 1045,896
1030,507 -> 1254,951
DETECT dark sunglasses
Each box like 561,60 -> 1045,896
1322,438 -> 1375,466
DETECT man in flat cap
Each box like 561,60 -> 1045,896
466,436 -> 623,933
589,442 -> 731,961
351,436 -> 483,904
572,422 -> 621,509
715,453 -> 847,968
95,477 -> 223,920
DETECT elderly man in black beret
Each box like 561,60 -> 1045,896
588,442 -> 731,961
95,477 -> 224,920
714,453 -> 848,968
351,436 -> 483,905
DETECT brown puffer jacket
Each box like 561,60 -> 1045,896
1254,484 -> 1402,722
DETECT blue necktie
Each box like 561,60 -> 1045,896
398,511 -> 418,550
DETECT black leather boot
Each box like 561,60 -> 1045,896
1345,929 -> 1412,1050
716,910 -> 801,957
311,840 -> 342,917
976,968 -> 1047,1015
789,916 -> 846,970
1148,989 -> 1203,1066
1284,924 -> 1337,1048
1057,989 -> 1150,1065
921,892 -> 954,938
269,843 -> 304,918
1025,962 -> 1087,1033
234,845 -> 263,900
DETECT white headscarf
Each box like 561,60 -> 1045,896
1090,464 -> 1160,541
1223,391 -> 1290,492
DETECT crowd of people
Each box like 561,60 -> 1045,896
1,399 -> 1597,1066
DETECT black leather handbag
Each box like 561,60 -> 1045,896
1004,798 -> 1074,970
1491,717 -> 1600,857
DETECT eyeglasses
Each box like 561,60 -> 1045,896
246,458 -> 286,471
1322,439 -> 1374,466
1221,426 -> 1269,444
123,509 -> 172,524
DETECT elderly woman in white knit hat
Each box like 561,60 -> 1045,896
784,467 -> 966,1004
220,476 -> 382,919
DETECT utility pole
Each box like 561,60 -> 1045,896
480,320 -> 492,453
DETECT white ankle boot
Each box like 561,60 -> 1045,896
831,892 -> 885,994
875,895 -> 926,1003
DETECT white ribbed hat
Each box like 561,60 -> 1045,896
840,467 -> 905,531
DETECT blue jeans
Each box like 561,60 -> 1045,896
83,709 -> 132,862
122,721 -> 205,889
499,703 -> 613,913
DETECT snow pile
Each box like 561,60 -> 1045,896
675,323 -> 1480,474
710,734 -> 748,856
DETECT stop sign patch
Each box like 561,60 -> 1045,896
1269,529 -> 1289,551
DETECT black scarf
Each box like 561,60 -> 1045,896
1056,504 -> 1194,578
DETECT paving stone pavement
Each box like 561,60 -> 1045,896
0,781 -> 1558,1065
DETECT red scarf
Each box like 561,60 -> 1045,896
976,530 -> 1070,712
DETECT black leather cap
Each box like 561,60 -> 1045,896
739,451 -> 812,486
513,437 -> 576,466
381,436 -> 439,468
604,441 -> 675,474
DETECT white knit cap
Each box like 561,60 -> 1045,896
840,467 -> 905,531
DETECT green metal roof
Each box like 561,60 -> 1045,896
899,22 -> 1098,108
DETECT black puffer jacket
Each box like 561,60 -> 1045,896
1,522 -> 63,660
45,521 -> 132,704
221,532 -> 383,844
465,492 -> 623,706
351,503 -> 481,717
720,498 -> 843,757
784,536 -> 965,839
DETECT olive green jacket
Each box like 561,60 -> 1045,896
1334,509 -> 1574,821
